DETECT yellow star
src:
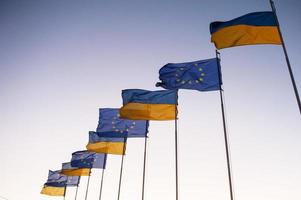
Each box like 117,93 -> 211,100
201,73 -> 205,76
198,68 -> 203,71
199,78 -> 203,81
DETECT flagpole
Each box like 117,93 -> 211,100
98,169 -> 105,200
117,137 -> 127,200
216,50 -> 235,200
84,171 -> 91,200
175,90 -> 179,200
141,136 -> 148,200
74,176 -> 81,200
269,0 -> 301,115
63,186 -> 67,200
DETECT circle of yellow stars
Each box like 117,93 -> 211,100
112,113 -> 136,133
175,63 -> 206,84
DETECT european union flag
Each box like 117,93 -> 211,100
71,150 -> 107,169
97,108 -> 149,137
156,58 -> 221,91
45,170 -> 79,187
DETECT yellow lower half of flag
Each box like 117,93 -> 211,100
86,141 -> 126,155
120,102 -> 176,120
211,25 -> 282,49
41,186 -> 65,196
60,168 -> 90,176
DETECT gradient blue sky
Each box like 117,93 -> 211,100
1,0 -> 300,200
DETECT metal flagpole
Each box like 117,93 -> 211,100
84,171 -> 91,200
141,136 -> 148,200
269,0 -> 301,115
63,186 -> 67,200
74,186 -> 79,200
74,176 -> 81,200
216,50 -> 235,200
98,169 -> 105,200
175,90 -> 179,200
117,137 -> 127,200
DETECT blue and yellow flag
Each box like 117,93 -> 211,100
97,108 -> 149,137
156,58 -> 221,91
45,170 -> 67,187
86,131 -> 127,155
71,150 -> 107,169
41,185 -> 65,196
210,11 -> 282,49
120,89 -> 178,120
45,170 -> 79,187
60,162 -> 91,176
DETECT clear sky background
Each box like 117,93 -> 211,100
0,0 -> 301,200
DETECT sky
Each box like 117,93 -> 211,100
0,0 -> 301,200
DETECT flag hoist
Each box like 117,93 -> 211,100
120,89 -> 178,200
210,0 -> 301,116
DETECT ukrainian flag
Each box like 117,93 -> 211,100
40,185 -> 65,196
60,162 -> 91,176
120,89 -> 178,120
86,131 -> 127,155
210,11 -> 282,49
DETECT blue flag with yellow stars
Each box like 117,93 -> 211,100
97,108 -> 149,137
45,170 -> 79,187
156,58 -> 221,91
71,150 -> 107,169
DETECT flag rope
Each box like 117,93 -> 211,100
269,0 -> 301,115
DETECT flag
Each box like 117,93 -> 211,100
60,162 -> 90,176
41,185 -> 65,196
97,108 -> 149,137
210,11 -> 282,49
45,170 -> 67,187
45,170 -> 79,187
120,89 -> 178,120
86,131 -> 127,155
156,58 -> 221,91
71,150 -> 107,169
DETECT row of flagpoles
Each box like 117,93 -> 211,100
41,1 -> 300,200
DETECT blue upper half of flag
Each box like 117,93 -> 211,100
122,89 -> 178,105
97,108 -> 149,137
71,150 -> 107,169
45,170 -> 79,187
62,162 -> 78,170
88,131 -> 128,143
156,58 -> 222,91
